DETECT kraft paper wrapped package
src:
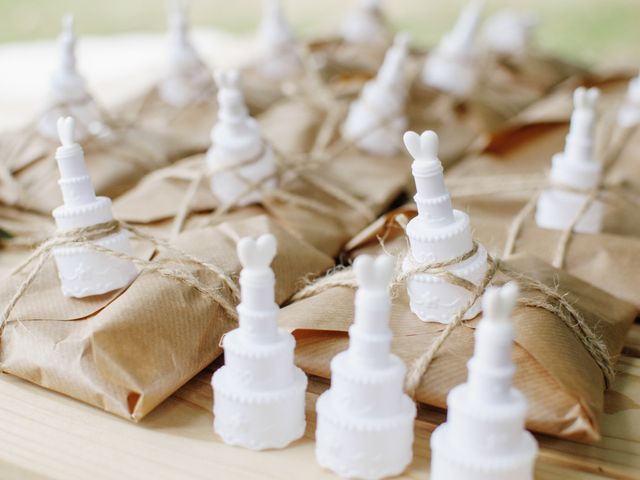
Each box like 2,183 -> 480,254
462,199 -> 640,309
405,70 -> 640,308
0,206 -> 53,247
117,68 -> 302,163
0,215 -> 333,420
0,21 -> 182,218
126,50 -> 377,159
121,86 -> 331,176
114,72 -> 411,258
117,85 -> 218,163
279,239 -> 637,441
402,46 -> 582,167
247,37 -> 584,175
350,202 -> 640,312
109,51 -> 585,260
447,70 -> 634,181
113,145 -> 411,258
0,116 -> 175,216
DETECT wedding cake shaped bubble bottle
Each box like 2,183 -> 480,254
254,0 -> 302,81
483,10 -> 537,56
342,33 -> 410,156
402,130 -> 489,323
212,233 -> 307,450
38,15 -> 104,142
420,0 -> 484,97
430,282 -> 538,480
617,73 -> 640,127
158,0 -> 214,107
341,0 -> 389,46
206,69 -> 277,207
52,117 -> 138,298
315,254 -> 416,480
536,87 -> 604,234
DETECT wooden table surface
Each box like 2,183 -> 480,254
0,320 -> 638,480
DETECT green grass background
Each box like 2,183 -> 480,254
1,0 -> 639,66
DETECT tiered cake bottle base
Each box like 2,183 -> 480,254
208,148 -> 277,208
430,424 -> 537,480
536,189 -> 603,234
342,110 -> 407,157
431,383 -> 538,480
53,229 -> 138,298
212,366 -> 307,450
404,243 -> 488,324
315,391 -> 416,480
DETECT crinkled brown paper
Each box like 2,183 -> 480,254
113,128 -> 412,257
280,249 -> 637,441
0,123 -> 174,214
0,215 -> 333,420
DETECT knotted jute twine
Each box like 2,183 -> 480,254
153,96 -> 410,241
0,219 -> 242,334
291,235 -> 615,396
448,118 -> 640,269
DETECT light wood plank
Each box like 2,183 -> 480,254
0,329 -> 638,479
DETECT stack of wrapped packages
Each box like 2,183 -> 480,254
0,0 -> 637,473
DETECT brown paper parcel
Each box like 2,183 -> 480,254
446,70 -> 635,183
115,73 -> 301,164
482,51 -> 582,102
462,197 -> 640,309
279,252 -> 637,441
283,53 -> 560,172
346,201 -> 640,311
405,84 -> 537,171
310,37 -> 580,117
113,140 -> 412,258
0,121 -> 175,215
0,206 -> 53,246
110,69 -> 539,250
404,51 -> 582,169
116,86 -> 218,162
408,53 -> 581,172
0,215 -> 333,420
404,72 -> 640,309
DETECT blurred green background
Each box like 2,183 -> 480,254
0,0 -> 639,66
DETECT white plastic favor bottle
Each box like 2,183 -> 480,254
315,254 -> 416,479
212,233 -> 307,450
430,282 -> 538,480
52,117 -> 138,297
402,130 -> 488,323
535,87 -> 603,234
207,70 -> 277,206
